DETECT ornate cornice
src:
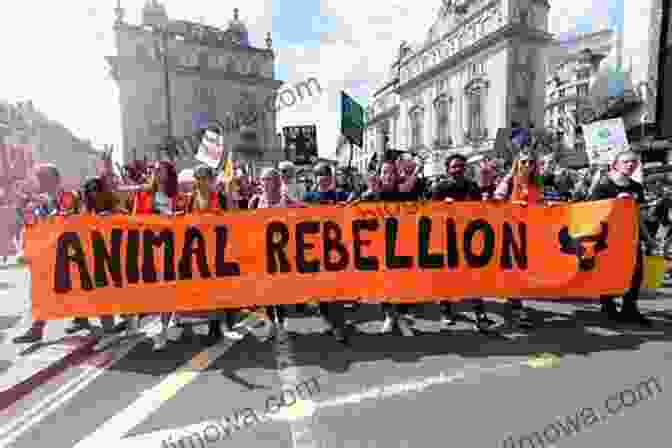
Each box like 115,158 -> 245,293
398,24 -> 552,94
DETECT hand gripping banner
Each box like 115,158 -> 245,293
25,199 -> 638,319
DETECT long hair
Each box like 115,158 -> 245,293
155,161 -> 178,198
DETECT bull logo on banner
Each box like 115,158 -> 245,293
558,223 -> 609,272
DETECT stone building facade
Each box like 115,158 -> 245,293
108,1 -> 284,173
0,100 -> 100,190
365,0 -> 553,177
543,30 -> 614,152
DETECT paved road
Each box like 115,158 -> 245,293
0,267 -> 671,448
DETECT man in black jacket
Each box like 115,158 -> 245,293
431,154 -> 496,331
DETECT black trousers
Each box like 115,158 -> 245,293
381,303 -> 412,315
319,303 -> 346,329
601,246 -> 644,312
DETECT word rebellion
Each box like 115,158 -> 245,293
53,217 -> 528,293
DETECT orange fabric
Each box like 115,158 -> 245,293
26,200 -> 638,319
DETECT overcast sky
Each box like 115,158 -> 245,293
0,0 -> 624,159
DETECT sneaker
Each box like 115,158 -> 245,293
12,327 -> 43,344
153,332 -> 168,351
397,316 -> 414,337
65,318 -> 91,334
440,313 -> 458,327
475,313 -> 496,331
381,315 -> 395,333
234,313 -> 263,330
331,327 -> 348,344
618,310 -> 653,327
223,330 -> 245,341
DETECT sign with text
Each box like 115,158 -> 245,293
582,118 -> 629,165
196,130 -> 225,169
26,200 -> 638,319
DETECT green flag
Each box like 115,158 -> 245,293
341,91 -> 365,147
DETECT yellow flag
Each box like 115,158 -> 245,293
221,150 -> 234,184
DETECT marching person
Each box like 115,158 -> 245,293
493,143 -> 542,329
182,164 -> 244,342
356,157 -> 423,335
248,167 -> 305,340
122,160 -> 181,351
589,150 -> 656,326
13,165 -> 85,344
68,176 -> 127,337
302,163 -> 350,343
278,161 -> 306,202
431,154 -> 496,331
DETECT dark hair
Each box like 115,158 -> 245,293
157,161 -> 178,198
445,154 -> 467,167
81,177 -> 104,212
314,163 -> 332,177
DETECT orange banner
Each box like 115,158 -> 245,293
25,199 -> 638,320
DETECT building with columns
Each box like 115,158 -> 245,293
365,0 -> 553,176
108,1 -> 284,173
543,29 -> 614,153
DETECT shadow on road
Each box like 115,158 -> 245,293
96,299 -> 672,382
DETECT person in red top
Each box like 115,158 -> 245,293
118,160 -> 179,350
180,165 -> 244,342
13,165 -> 87,344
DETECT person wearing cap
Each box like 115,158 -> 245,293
302,164 -> 350,343
278,161 -> 306,202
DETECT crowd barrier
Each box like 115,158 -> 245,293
24,199 -> 639,320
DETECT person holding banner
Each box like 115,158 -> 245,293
589,150 -> 656,326
431,154 -> 496,331
122,160 -> 181,351
302,163 -> 350,343
65,177 -> 123,337
493,140 -> 542,329
279,161 -> 306,202
182,165 -> 244,342
357,158 -> 422,335
13,165 -> 85,344
248,167 -> 306,340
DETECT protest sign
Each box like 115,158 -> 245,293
582,118 -> 629,165
25,200 -> 638,319
196,130 -> 225,169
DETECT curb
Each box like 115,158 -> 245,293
0,336 -> 97,411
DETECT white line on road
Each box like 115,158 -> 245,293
72,334 -> 241,448
0,319 -> 163,447
113,359 -> 538,447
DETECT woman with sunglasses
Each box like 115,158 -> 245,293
181,165 -> 245,342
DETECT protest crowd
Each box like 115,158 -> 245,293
4,127 -> 668,350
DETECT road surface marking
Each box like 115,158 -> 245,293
0,319 -> 162,447
113,359 -> 542,447
272,332 -> 319,448
72,336 -> 240,448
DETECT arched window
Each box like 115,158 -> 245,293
464,78 -> 489,141
409,106 -> 424,149
433,95 -> 451,147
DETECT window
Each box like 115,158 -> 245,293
434,96 -> 451,146
577,84 -> 588,97
467,86 -> 484,137
576,69 -> 590,80
559,88 -> 565,97
410,107 -> 424,149
559,103 -> 566,114
557,117 -> 564,128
